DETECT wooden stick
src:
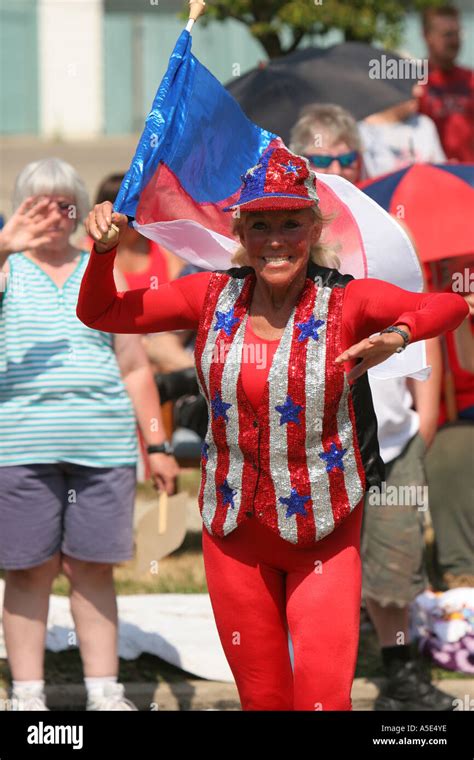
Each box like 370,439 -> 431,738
186,1 -> 206,31
98,223 -> 120,246
158,492 -> 168,535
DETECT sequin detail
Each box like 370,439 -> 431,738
197,275 -> 245,536
214,307 -> 240,336
194,270 -> 365,545
304,286 -> 335,540
275,395 -> 303,426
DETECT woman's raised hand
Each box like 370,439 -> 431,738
0,196 -> 58,256
85,201 -> 129,253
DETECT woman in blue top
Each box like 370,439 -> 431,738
0,158 -> 178,711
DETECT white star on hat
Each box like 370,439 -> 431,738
245,163 -> 262,178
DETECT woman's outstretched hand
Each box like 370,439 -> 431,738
335,327 -> 410,382
85,201 -> 129,253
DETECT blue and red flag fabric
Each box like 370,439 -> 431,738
114,28 -> 431,380
114,29 -> 281,271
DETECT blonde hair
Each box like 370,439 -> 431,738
230,205 -> 341,270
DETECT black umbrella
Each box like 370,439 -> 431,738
226,42 -> 421,144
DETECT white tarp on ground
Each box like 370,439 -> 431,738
0,580 -> 234,683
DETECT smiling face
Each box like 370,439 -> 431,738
237,208 -> 322,291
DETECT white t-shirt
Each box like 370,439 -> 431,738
358,114 -> 446,178
368,376 -> 420,463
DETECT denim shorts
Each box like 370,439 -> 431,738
0,462 -> 136,569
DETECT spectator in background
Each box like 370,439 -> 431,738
359,86 -> 446,178
423,254 -> 473,592
0,158 -> 178,711
291,105 -> 454,710
94,174 -> 184,287
454,292 -> 474,377
419,6 -> 474,162
434,255 -> 474,424
289,103 -> 362,183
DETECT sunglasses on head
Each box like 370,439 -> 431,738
306,151 -> 359,169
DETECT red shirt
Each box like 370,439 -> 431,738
423,263 -> 474,424
243,319 -> 280,410
439,320 -> 474,425
418,65 -> 474,162
77,245 -> 469,412
85,236 -> 170,290
122,241 -> 170,290
439,279 -> 474,425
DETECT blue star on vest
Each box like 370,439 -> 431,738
214,308 -> 240,336
201,441 -> 209,461
279,488 -> 311,518
280,161 -> 299,175
275,395 -> 303,426
219,479 -> 237,508
211,391 -> 232,423
319,442 -> 348,473
296,315 -> 325,342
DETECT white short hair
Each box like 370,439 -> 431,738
12,157 -> 90,227
289,103 -> 361,155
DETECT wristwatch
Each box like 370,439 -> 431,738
147,441 -> 175,455
380,326 -> 410,353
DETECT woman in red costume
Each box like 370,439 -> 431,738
77,146 -> 468,711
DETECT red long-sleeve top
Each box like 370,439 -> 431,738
77,246 -> 469,411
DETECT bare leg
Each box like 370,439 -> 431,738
3,554 -> 61,680
365,597 -> 410,648
61,555 -> 118,677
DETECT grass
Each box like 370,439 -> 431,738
48,530 -> 207,597
0,523 -> 207,598
174,469 -> 201,497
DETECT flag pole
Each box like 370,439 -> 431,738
98,1 -> 207,247
186,1 -> 206,32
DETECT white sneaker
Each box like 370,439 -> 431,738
9,692 -> 49,711
86,682 -> 138,711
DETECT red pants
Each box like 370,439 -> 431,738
202,500 -> 364,711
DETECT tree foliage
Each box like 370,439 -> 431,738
189,0 -> 449,58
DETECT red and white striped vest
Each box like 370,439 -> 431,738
194,264 -> 381,546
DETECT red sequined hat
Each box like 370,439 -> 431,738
223,146 -> 319,213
